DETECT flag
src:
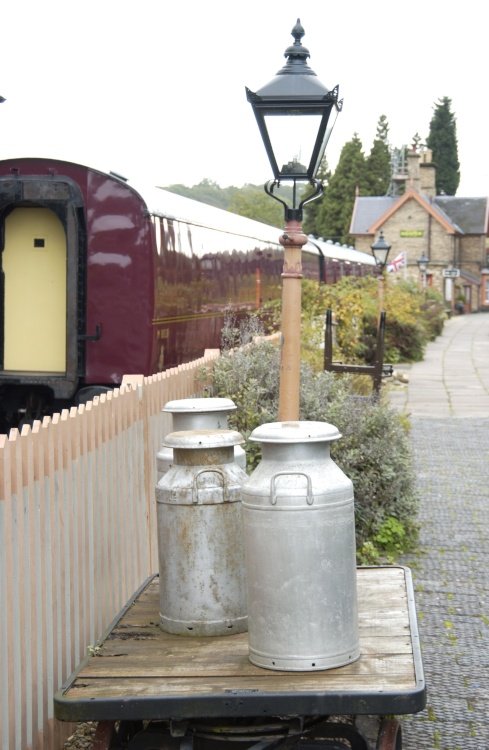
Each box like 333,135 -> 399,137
387,251 -> 406,273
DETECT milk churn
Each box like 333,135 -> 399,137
157,428 -> 248,636
241,421 -> 360,671
157,398 -> 246,479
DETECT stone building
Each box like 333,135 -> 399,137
349,149 -> 489,312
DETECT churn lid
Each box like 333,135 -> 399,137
163,429 -> 244,450
249,420 -> 341,444
163,397 -> 237,414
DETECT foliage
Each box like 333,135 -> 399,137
299,277 -> 446,371
304,117 -> 391,239
426,96 -> 460,195
164,178 -> 237,209
201,337 -> 418,558
165,180 -> 298,228
228,184 -> 283,226
302,157 -> 331,236
419,288 -> 447,339
308,134 -> 366,244
358,516 -> 407,564
364,115 -> 392,196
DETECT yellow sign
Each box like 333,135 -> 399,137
400,230 -> 424,238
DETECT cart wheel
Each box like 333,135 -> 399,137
93,721 -> 116,750
377,719 -> 402,750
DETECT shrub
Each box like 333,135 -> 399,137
300,276 -> 446,371
201,339 -> 418,559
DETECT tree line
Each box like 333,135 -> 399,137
164,97 -> 460,246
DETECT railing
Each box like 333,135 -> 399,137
0,350 -> 219,750
323,309 -> 393,397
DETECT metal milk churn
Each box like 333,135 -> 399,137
157,398 -> 246,480
241,421 -> 360,671
157,428 -> 248,636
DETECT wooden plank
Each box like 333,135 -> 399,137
94,634 -> 414,663
78,653 -> 415,680
65,671 -> 418,699
60,568 -> 420,708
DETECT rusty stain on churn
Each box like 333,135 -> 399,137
156,429 -> 248,636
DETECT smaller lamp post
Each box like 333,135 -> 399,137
246,19 -> 341,421
370,231 -> 391,316
417,252 -> 429,290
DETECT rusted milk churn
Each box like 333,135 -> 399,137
157,398 -> 246,480
241,421 -> 360,671
157,428 -> 248,636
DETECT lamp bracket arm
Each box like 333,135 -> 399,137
264,179 -> 289,213
298,179 -> 323,211
264,178 -> 323,222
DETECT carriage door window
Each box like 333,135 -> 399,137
3,207 -> 67,372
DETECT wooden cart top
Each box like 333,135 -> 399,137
55,566 -> 425,722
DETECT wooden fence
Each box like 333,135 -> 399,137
0,350 -> 219,750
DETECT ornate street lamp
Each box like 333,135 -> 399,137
417,252 -> 429,289
246,19 -> 341,420
370,231 -> 391,315
370,231 -> 392,271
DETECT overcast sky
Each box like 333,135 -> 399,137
1,0 -> 487,196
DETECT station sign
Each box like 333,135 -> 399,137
442,268 -> 460,278
400,230 -> 424,238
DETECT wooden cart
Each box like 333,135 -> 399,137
55,566 -> 425,749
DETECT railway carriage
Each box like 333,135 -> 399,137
0,157 -> 374,427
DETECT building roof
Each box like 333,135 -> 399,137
350,197 -> 395,235
434,197 -> 488,235
350,192 -> 488,237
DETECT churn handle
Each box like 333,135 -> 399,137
192,468 -> 228,504
270,472 -> 314,506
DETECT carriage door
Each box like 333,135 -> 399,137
3,207 -> 67,372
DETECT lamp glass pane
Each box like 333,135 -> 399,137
263,113 -> 322,175
373,248 -> 390,266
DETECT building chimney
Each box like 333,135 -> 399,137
419,148 -> 436,196
406,150 -> 421,192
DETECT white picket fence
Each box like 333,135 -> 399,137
0,350 -> 219,750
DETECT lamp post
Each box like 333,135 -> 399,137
370,231 -> 392,316
246,19 -> 341,421
417,252 -> 429,291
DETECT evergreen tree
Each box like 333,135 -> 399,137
302,157 -> 331,236
313,133 -> 366,243
426,97 -> 460,195
365,114 -> 391,196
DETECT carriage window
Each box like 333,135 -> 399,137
34,238 -> 45,248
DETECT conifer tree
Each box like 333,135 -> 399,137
313,133 -> 366,243
365,114 -> 391,196
426,97 -> 460,195
302,157 -> 331,236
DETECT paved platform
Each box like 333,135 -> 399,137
389,313 -> 489,748
388,313 -> 489,418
